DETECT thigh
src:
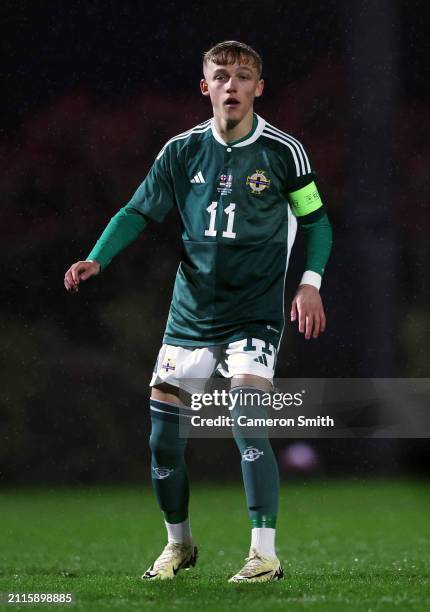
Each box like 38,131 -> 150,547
150,343 -> 221,397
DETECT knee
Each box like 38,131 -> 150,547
149,426 -> 184,464
230,386 -> 270,441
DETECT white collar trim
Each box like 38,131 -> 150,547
211,114 -> 266,147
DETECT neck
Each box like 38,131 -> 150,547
213,109 -> 254,144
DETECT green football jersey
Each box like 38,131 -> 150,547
127,113 -> 318,348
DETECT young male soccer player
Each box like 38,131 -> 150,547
64,41 -> 332,583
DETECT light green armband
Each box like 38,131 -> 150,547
288,181 -> 322,217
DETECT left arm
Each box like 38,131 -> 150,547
288,182 -> 333,339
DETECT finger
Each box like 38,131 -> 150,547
305,313 -> 314,340
320,309 -> 326,332
64,276 -> 78,293
298,304 -> 306,333
65,274 -> 75,290
71,264 -> 84,284
290,299 -> 298,322
313,312 -> 321,339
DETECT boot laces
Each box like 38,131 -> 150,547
238,548 -> 269,576
153,542 -> 187,571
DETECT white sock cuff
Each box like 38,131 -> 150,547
251,527 -> 276,558
165,517 -> 193,545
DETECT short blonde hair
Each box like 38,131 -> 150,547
203,41 -> 263,78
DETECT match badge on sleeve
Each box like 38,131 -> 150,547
246,170 -> 271,195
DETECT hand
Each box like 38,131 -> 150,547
290,284 -> 326,340
64,260 -> 100,293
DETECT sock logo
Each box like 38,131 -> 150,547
152,466 -> 174,479
242,446 -> 264,462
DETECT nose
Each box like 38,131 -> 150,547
225,77 -> 238,92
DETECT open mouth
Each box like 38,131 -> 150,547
224,97 -> 240,107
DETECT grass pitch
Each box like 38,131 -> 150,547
0,479 -> 429,611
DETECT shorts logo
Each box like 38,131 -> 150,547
254,354 -> 268,366
152,467 -> 174,479
246,170 -> 271,195
161,358 -> 176,373
242,446 -> 264,462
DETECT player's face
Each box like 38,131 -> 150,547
200,60 -> 264,123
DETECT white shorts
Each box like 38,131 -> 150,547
150,337 -> 277,395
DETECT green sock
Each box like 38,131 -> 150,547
149,399 -> 191,524
230,387 -> 279,528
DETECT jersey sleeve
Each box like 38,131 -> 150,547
283,138 -> 322,218
283,139 -> 332,287
283,137 -> 318,194
86,206 -> 148,271
125,144 -> 176,223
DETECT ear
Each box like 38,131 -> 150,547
200,78 -> 210,97
254,78 -> 264,99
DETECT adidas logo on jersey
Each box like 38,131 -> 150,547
190,171 -> 205,184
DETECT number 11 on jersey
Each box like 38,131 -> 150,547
204,201 -> 237,239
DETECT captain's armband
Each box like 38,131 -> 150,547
288,181 -> 322,217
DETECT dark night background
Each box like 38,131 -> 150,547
1,0 -> 429,483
